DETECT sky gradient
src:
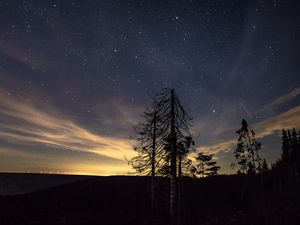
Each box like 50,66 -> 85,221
0,0 -> 300,175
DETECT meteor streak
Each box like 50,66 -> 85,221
239,101 -> 253,119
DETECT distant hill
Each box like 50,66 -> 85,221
0,173 -> 90,195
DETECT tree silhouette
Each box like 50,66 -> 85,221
261,158 -> 269,172
295,129 -> 300,180
129,88 -> 193,224
290,128 -> 300,181
177,136 -> 195,177
280,128 -> 300,184
281,129 -> 290,165
152,88 -> 193,224
233,119 -> 262,174
129,108 -> 163,176
128,101 -> 165,225
194,152 -> 220,177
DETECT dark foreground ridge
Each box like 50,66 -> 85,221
0,173 -> 299,225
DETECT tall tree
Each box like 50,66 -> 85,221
194,152 -> 220,177
153,88 -> 192,224
129,88 -> 193,225
129,108 -> 161,176
290,128 -> 300,181
233,119 -> 262,174
177,136 -> 195,177
281,129 -> 290,164
280,128 -> 300,186
297,130 -> 300,178
261,158 -> 269,172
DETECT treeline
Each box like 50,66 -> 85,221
270,128 -> 300,189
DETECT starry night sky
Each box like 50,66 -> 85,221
0,0 -> 299,175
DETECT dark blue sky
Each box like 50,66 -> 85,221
0,0 -> 299,175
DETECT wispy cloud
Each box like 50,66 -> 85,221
256,87 -> 300,114
255,105 -> 300,138
0,89 -> 137,163
1,86 -> 300,174
196,105 -> 300,154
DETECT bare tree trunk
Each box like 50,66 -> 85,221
178,154 -> 182,177
151,111 -> 156,225
152,111 -> 157,177
177,154 -> 182,225
170,89 -> 177,225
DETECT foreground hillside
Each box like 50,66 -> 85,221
0,173 -> 299,225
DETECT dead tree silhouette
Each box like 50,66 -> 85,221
129,88 -> 193,225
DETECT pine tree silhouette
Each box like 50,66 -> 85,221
194,152 -> 220,177
233,119 -> 262,174
129,88 -> 194,225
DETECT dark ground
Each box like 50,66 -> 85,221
0,173 -> 299,225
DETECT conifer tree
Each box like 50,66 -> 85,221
152,88 -> 193,224
261,159 -> 269,172
194,152 -> 220,177
297,130 -> 300,177
177,136 -> 195,177
129,108 -> 163,176
280,128 -> 300,186
129,88 -> 194,225
281,129 -> 290,164
233,119 -> 262,174
290,128 -> 300,180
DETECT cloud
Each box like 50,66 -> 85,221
195,139 -> 236,154
0,37 -> 49,71
0,89 -> 137,163
254,105 -> 300,138
196,104 -> 300,154
256,87 -> 300,114
1,85 -> 299,175
0,146 -> 131,176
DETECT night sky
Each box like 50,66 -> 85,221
0,0 -> 299,175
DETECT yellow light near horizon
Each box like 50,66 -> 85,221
0,89 -> 139,176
